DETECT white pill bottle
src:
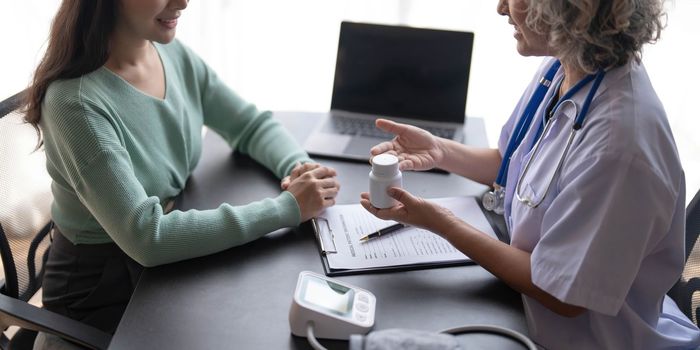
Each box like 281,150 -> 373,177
369,154 -> 403,208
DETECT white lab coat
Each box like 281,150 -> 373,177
498,57 -> 700,349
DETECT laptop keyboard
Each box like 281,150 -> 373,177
333,115 -> 456,139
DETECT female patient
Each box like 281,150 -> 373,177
361,0 -> 700,348
23,0 -> 339,339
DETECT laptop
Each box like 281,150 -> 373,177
303,21 -> 474,162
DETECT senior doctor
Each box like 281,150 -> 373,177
360,0 -> 700,349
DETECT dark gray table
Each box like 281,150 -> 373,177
107,112 -> 527,350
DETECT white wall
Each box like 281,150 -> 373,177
2,0 -> 698,201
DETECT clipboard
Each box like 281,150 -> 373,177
311,195 -> 508,276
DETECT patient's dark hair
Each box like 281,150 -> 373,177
24,0 -> 117,145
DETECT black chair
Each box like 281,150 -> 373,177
668,188 -> 700,326
0,91 -> 111,350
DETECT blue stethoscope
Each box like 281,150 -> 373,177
482,60 -> 606,214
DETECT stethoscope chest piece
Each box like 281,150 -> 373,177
482,186 -> 505,215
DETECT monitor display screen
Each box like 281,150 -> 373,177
301,276 -> 354,316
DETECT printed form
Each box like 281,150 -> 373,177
315,197 -> 498,270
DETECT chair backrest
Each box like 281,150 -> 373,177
669,188 -> 700,325
0,91 -> 53,302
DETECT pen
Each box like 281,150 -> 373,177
359,223 -> 407,242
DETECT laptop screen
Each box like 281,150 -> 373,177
330,22 -> 474,123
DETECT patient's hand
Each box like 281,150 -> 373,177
286,166 -> 341,222
281,162 -> 321,190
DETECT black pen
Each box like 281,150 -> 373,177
359,223 -> 407,242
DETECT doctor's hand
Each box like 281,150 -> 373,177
371,119 -> 446,171
281,162 -> 321,190
286,166 -> 340,222
359,188 -> 459,234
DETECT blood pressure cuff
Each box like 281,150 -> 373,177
349,329 -> 462,350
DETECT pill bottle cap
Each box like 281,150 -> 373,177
371,154 -> 399,177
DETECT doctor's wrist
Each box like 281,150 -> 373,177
428,208 -> 462,238
434,137 -> 453,169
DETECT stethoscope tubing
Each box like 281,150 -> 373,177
514,70 -> 606,208
484,59 -> 607,214
495,61 -> 562,188
515,111 -> 578,208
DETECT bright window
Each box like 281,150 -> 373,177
2,0 -> 697,201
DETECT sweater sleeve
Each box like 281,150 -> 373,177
42,91 -> 302,267
185,46 -> 312,178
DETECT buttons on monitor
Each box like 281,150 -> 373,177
352,292 -> 374,325
357,292 -> 370,303
355,302 -> 369,313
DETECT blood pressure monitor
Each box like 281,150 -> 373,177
289,271 -> 376,340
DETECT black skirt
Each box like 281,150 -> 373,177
42,228 -> 143,334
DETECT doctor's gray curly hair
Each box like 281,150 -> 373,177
526,0 -> 666,73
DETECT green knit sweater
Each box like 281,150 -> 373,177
40,40 -> 312,267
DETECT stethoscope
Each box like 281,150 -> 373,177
482,60 -> 606,214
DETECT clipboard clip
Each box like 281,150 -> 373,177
312,217 -> 337,254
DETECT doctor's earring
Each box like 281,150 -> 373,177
482,187 -> 505,215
